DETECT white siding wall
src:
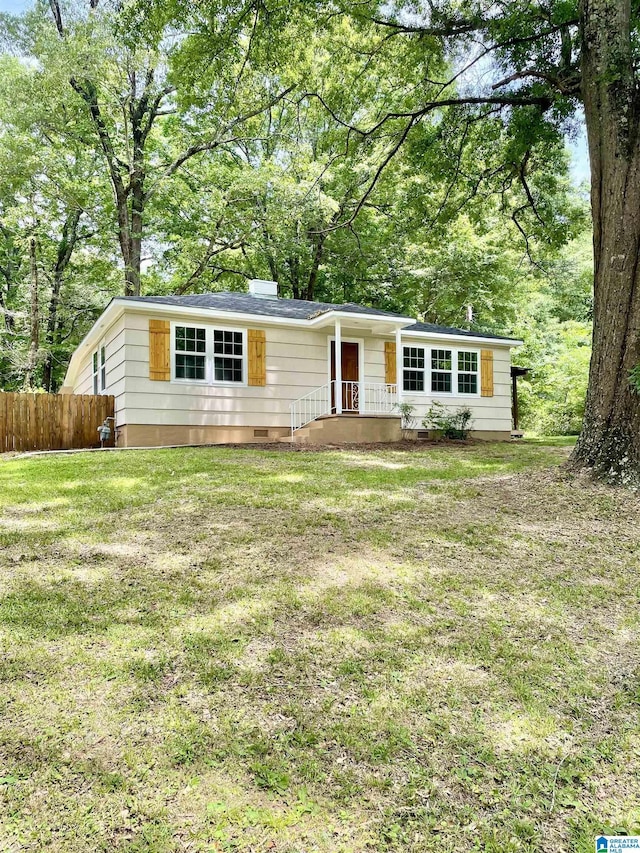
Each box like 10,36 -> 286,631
121,312 -> 329,428
71,315 -> 126,422
398,336 -> 512,432
107,310 -> 513,432
73,356 -> 93,396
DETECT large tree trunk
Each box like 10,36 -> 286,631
25,235 -> 40,389
572,0 -> 640,482
305,230 -> 326,302
42,209 -> 81,392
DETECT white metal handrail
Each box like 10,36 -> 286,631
290,382 -> 398,433
290,383 -> 331,433
360,382 -> 398,414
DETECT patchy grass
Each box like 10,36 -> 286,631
522,436 -> 579,447
0,441 -> 638,852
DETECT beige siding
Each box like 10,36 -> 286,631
399,337 -> 512,432
120,312 -> 332,428
74,357 -> 93,395
71,315 -> 126,422
114,310 -> 514,433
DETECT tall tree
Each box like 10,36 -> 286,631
292,0 -> 635,482
41,0 -> 292,296
0,52 -> 114,390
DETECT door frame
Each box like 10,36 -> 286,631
327,335 -> 365,413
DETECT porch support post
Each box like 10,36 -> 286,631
335,317 -> 342,415
395,326 -> 403,404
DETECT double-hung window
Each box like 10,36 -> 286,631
403,346 -> 425,392
175,326 -> 206,380
213,330 -> 243,383
431,349 -> 452,393
457,351 -> 478,394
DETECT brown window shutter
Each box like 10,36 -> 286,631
248,329 -> 266,386
149,319 -> 170,381
384,341 -> 396,384
481,349 -> 494,397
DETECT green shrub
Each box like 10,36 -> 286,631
396,402 -> 417,436
422,402 -> 473,440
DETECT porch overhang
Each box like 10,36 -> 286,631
308,310 -> 413,335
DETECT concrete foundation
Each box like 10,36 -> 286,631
116,424 -> 290,447
116,421 -> 512,448
289,415 -> 402,445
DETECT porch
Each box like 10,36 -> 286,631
290,380 -> 399,434
290,313 -> 405,437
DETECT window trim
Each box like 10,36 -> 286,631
99,343 -> 106,393
401,344 -> 481,398
213,328 -> 245,385
456,350 -> 479,396
92,350 -> 99,395
430,347 -> 453,394
170,322 -> 248,387
173,323 -> 208,383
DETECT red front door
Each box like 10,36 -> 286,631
330,341 -> 359,412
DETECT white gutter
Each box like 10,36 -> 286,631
401,329 -> 523,347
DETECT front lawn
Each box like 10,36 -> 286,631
0,442 -> 638,852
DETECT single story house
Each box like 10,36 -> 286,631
61,279 -> 522,446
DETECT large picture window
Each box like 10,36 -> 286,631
175,325 -> 206,380
214,330 -> 243,383
431,349 -> 452,393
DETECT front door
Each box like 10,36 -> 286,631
330,341 -> 359,412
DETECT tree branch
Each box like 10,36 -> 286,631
147,85 -> 296,196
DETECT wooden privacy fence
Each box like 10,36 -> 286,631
0,393 -> 115,453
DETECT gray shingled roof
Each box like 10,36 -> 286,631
121,292 -> 409,320
404,322 -> 518,341
120,292 -> 518,339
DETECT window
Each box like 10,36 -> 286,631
214,329 -> 243,383
100,345 -> 106,391
431,349 -> 452,393
402,344 -> 480,396
175,325 -> 206,380
403,346 -> 425,391
457,351 -> 478,394
172,325 -> 245,384
92,351 -> 99,394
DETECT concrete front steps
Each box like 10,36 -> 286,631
280,414 -> 402,445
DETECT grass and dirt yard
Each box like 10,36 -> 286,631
0,440 -> 638,852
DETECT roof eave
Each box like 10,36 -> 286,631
62,298 -> 124,389
116,297 -> 414,327
309,309 -> 415,328
117,298 -> 315,326
401,328 -> 523,346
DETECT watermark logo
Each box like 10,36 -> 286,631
595,838 -> 640,852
